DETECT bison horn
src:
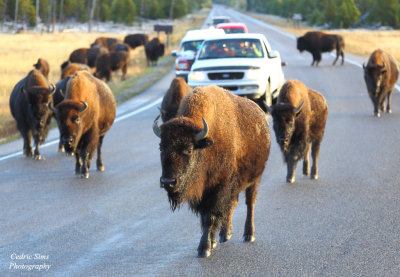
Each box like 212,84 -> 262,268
152,114 -> 161,138
79,101 -> 88,112
261,100 -> 273,114
49,83 -> 56,96
194,118 -> 208,141
294,101 -> 304,116
47,102 -> 56,113
59,89 -> 65,98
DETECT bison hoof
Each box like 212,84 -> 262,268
243,235 -> 255,242
197,248 -> 212,258
219,233 -> 232,243
97,165 -> 105,172
80,173 -> 90,179
375,112 -> 381,118
34,154 -> 44,160
286,176 -> 295,183
387,109 -> 392,114
311,174 -> 319,180
58,147 -> 65,153
211,240 -> 218,250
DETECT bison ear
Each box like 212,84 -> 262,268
294,101 -> 304,117
194,138 -> 214,149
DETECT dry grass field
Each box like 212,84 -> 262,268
0,12 -> 207,140
248,12 -> 400,61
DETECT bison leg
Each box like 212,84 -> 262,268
219,195 -> 238,243
33,134 -> 43,160
340,50 -> 345,65
386,90 -> 393,114
315,52 -> 322,66
303,143 -> 311,176
374,98 -> 381,117
19,124 -> 33,157
121,64 -> 127,81
332,49 -> 340,66
96,136 -> 105,171
197,212 -> 218,258
74,153 -> 82,176
286,154 -> 298,183
80,151 -> 92,179
311,140 -> 321,180
243,182 -> 258,242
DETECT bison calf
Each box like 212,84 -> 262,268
297,31 -> 344,66
153,85 -> 271,257
160,77 -> 192,122
363,49 -> 399,117
49,71 -> 116,178
266,80 -> 328,183
9,69 -> 55,160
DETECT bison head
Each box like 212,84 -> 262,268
23,85 -> 55,131
363,62 -> 387,96
153,115 -> 213,210
297,37 -> 305,52
49,100 -> 88,154
267,102 -> 304,152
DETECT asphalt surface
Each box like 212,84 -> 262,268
1,5 -> 400,277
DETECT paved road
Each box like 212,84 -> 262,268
1,6 -> 400,277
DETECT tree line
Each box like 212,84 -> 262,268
214,0 -> 400,29
0,0 -> 212,29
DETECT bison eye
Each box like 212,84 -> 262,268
182,145 -> 194,156
71,115 -> 80,123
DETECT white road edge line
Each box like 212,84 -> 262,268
0,97 -> 163,162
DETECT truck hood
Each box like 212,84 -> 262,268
191,58 -> 265,71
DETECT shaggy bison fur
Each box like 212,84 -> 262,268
94,51 -> 130,82
297,31 -> 344,66
61,63 -> 91,79
153,85 -> 271,257
123,33 -> 149,49
160,77 -> 192,122
33,58 -> 50,79
266,80 -> 328,183
363,49 -> 399,117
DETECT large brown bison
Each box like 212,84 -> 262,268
123,33 -> 149,49
87,45 -> 109,67
265,80 -> 328,183
297,31 -> 344,66
49,71 -> 116,178
145,37 -> 165,66
91,37 -> 121,50
61,46 -> 108,70
160,77 -> 192,122
9,69 -> 55,160
94,51 -> 130,82
33,58 -> 50,79
153,85 -> 271,257
363,49 -> 399,117
61,62 -> 91,79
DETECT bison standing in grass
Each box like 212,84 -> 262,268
160,77 -> 192,122
123,33 -> 149,49
91,37 -> 121,50
265,80 -> 328,183
94,51 -> 130,82
145,38 -> 165,66
153,85 -> 271,257
49,71 -> 116,179
9,69 -> 55,160
33,58 -> 50,79
297,31 -> 344,66
363,49 -> 399,117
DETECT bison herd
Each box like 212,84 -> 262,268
8,27 -> 400,259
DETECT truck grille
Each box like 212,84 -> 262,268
208,72 -> 244,80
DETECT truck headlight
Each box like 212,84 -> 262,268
247,69 -> 261,80
189,71 -> 205,81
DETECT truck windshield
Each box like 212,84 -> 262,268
198,39 -> 264,59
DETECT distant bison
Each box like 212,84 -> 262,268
153,85 -> 271,257
297,31 -> 344,66
49,71 -> 116,178
33,58 -> 50,79
110,43 -> 131,52
123,33 -> 149,49
87,45 -> 109,67
62,46 -> 108,70
266,80 -> 328,183
68,48 -> 89,65
160,77 -> 192,122
363,49 -> 399,117
145,37 -> 165,66
9,69 -> 55,160
94,51 -> 130,82
61,62 -> 91,79
91,37 -> 121,50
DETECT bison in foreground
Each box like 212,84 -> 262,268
363,49 -> 399,117
145,38 -> 165,66
94,51 -> 130,82
123,33 -> 149,49
160,77 -> 192,122
49,71 -> 116,178
33,58 -> 50,79
9,69 -> 55,160
297,31 -> 344,66
153,85 -> 271,257
265,80 -> 328,183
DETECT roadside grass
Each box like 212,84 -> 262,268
0,11 -> 207,141
247,12 -> 400,61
